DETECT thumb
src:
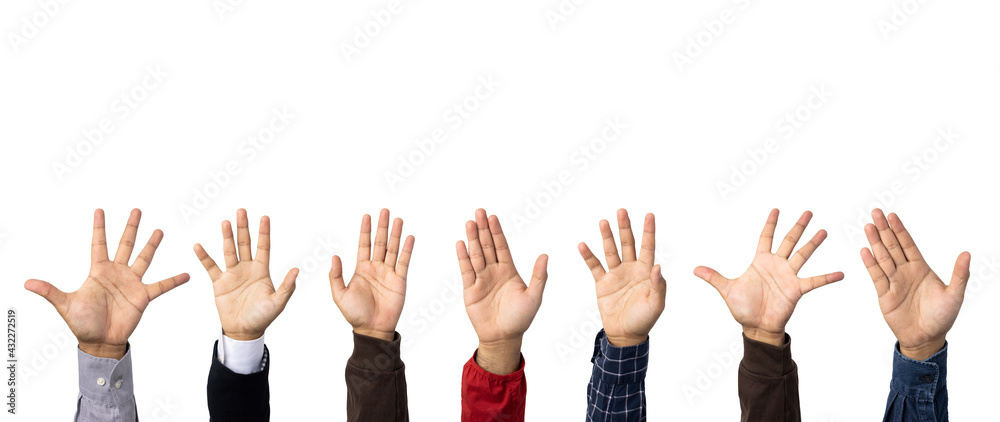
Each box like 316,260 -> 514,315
948,251 -> 972,300
693,266 -> 729,295
273,268 -> 298,310
25,279 -> 69,314
329,255 -> 347,304
526,254 -> 549,304
650,264 -> 667,297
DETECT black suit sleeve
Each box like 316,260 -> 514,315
207,341 -> 270,422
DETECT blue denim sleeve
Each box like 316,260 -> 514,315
883,342 -> 948,422
586,329 -> 649,422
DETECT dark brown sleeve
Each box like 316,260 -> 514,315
738,333 -> 800,422
345,331 -> 408,422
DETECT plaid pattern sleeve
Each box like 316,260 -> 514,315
587,329 -> 649,422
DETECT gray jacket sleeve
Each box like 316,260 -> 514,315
75,346 -> 137,422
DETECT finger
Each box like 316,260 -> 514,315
395,235 -> 415,279
757,208 -> 780,254
638,213 -> 656,265
578,242 -> 607,280
145,273 -> 191,301
272,268 -> 298,311
948,251 -> 972,300
599,219 -> 621,269
456,241 -> 476,288
776,211 -> 812,259
357,214 -> 372,262
489,215 -> 514,264
789,230 -> 827,272
693,266 -> 729,296
131,230 -> 163,277
861,248 -> 890,297
650,264 -> 667,297
256,216 -> 271,266
373,209 -> 390,262
236,208 -> 252,262
475,209 -> 497,264
91,209 -> 109,263
617,209 -> 637,262
526,254 -> 548,304
222,220 -> 238,269
799,271 -> 844,295
194,243 -> 223,281
872,209 -> 906,265
24,279 -> 69,315
114,208 -> 142,264
385,217 -> 404,267
865,223 -> 896,276
888,213 -> 923,262
329,256 -> 346,304
465,221 -> 486,271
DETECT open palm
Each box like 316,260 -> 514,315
194,209 -> 297,341
695,209 -> 843,343
25,209 -> 189,358
579,210 -> 665,347
330,209 -> 415,341
458,209 -> 547,344
861,209 -> 969,359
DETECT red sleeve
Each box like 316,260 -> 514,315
461,350 -> 527,422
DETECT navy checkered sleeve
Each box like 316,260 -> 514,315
586,329 -> 649,422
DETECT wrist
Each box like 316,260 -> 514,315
899,338 -> 946,361
78,342 -> 127,360
743,326 -> 786,346
606,334 -> 648,348
354,328 -> 395,342
224,330 -> 264,342
476,337 -> 523,375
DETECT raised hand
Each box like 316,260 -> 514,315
860,209 -> 970,361
578,209 -> 666,347
330,209 -> 415,341
25,209 -> 190,359
694,209 -> 844,345
457,209 -> 548,374
194,209 -> 297,341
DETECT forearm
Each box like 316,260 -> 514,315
738,333 -> 800,422
75,345 -> 136,422
346,331 -> 408,422
475,337 -> 522,375
882,342 -> 948,422
586,329 -> 649,422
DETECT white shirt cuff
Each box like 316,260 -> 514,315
217,330 -> 265,375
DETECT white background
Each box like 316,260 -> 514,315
2,1 -> 998,420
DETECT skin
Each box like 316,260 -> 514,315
24,209 -> 190,359
457,209 -> 548,375
578,209 -> 666,347
329,209 -> 415,342
694,209 -> 844,346
194,209 -> 298,341
860,209 -> 971,361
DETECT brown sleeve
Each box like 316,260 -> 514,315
345,331 -> 408,422
738,333 -> 800,422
